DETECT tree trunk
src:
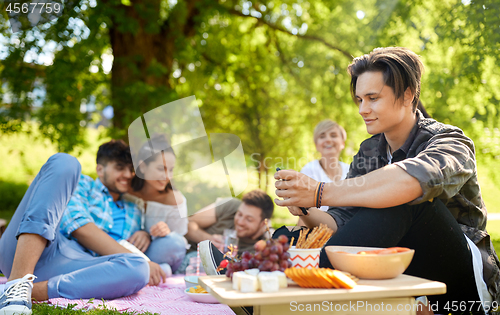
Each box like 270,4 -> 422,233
107,0 -> 201,140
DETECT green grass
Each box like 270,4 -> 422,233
33,302 -> 157,315
0,126 -> 108,224
1,126 -> 499,231
0,125 -> 107,184
487,220 -> 500,254
1,126 -> 500,315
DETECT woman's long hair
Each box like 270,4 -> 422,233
131,135 -> 176,192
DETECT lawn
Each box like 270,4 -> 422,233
2,127 -> 500,315
32,303 -> 157,315
1,126 -> 500,230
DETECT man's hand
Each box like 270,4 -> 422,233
148,261 -> 167,286
210,234 -> 224,251
150,221 -> 171,237
274,169 -> 318,207
287,206 -> 309,217
128,230 -> 151,253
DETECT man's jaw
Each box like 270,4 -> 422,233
237,227 -> 265,240
109,181 -> 130,195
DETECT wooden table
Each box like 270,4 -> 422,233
199,274 -> 446,315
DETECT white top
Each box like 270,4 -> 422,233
300,160 -> 350,211
124,193 -> 189,236
145,195 -> 188,236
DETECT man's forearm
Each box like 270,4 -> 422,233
71,223 -> 132,256
185,221 -> 213,244
300,208 -> 338,233
322,165 -> 422,209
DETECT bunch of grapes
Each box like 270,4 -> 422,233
224,234 -> 293,278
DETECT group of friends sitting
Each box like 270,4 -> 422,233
0,47 -> 499,315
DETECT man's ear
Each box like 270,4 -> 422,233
96,164 -> 104,178
259,217 -> 268,231
404,87 -> 415,108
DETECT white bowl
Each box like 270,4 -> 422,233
325,246 -> 415,280
184,276 -> 199,289
185,288 -> 220,304
287,246 -> 321,269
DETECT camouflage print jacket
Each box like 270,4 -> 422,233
327,110 -> 500,303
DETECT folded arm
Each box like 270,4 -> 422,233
71,222 -> 132,256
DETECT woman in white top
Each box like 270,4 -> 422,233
298,120 -> 349,225
128,135 -> 188,275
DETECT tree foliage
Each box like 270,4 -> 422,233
0,0 -> 499,188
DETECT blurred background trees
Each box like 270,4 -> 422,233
0,0 -> 499,198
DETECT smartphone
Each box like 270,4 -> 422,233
276,167 -> 309,215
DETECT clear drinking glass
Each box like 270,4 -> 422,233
223,229 -> 238,258
186,256 -> 205,276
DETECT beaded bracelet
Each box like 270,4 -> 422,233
317,182 -> 325,208
316,182 -> 325,208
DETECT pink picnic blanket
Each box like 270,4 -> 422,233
0,276 -> 235,315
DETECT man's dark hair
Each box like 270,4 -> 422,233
347,47 -> 424,112
96,140 -> 133,167
241,189 -> 274,221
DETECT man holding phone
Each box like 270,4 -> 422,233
275,47 -> 499,310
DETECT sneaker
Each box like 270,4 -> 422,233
199,240 -> 225,275
0,274 -> 36,315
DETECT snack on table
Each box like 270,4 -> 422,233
292,224 -> 333,249
239,273 -> 260,293
233,270 -> 287,293
284,267 -> 357,289
357,247 -> 411,255
189,285 -> 208,294
258,272 -> 280,293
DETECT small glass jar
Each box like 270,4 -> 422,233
186,256 -> 205,276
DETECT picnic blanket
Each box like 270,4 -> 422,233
0,276 -> 235,315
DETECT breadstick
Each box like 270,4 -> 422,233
297,230 -> 303,248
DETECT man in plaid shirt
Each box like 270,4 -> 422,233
0,141 -> 166,315
58,140 -> 170,283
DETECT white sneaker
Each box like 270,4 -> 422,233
0,274 -> 36,315
199,240 -> 225,276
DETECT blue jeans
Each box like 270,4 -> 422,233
145,232 -> 186,272
0,153 -> 149,299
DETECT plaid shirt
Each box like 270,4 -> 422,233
60,174 -> 143,241
327,110 -> 500,301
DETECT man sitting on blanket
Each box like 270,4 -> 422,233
59,139 -> 186,277
0,151 -> 152,315
182,190 -> 273,274
0,140 -> 185,315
